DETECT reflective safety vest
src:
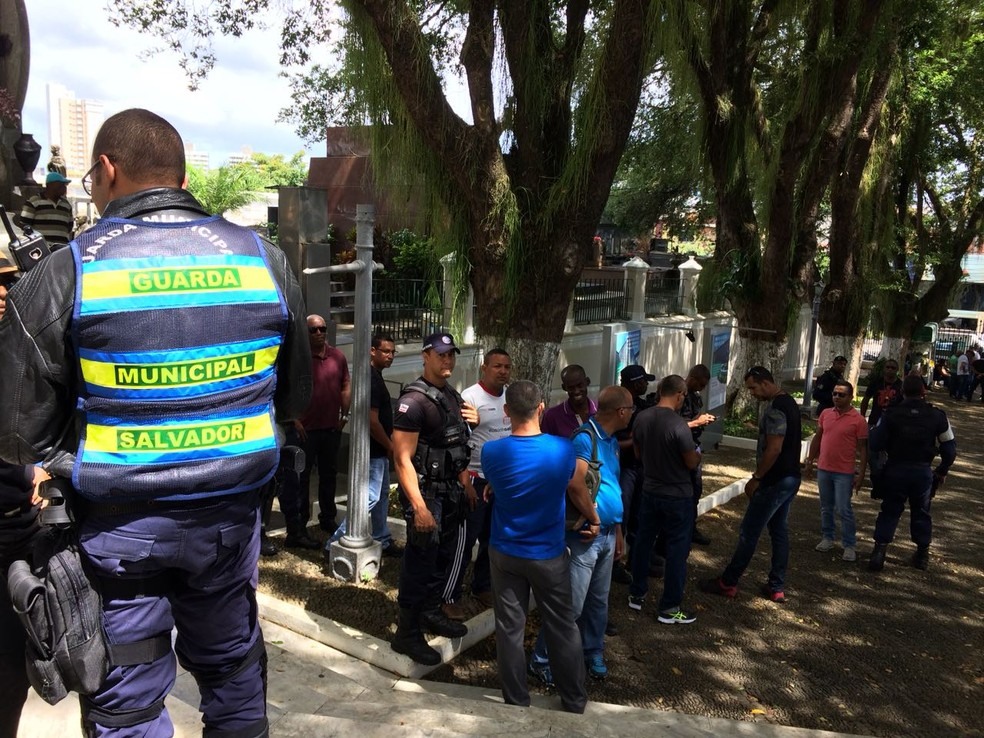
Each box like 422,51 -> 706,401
70,215 -> 288,502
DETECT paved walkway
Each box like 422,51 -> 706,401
18,617 -> 870,737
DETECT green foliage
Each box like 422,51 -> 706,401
605,87 -> 710,238
387,229 -> 440,282
238,152 -> 309,188
185,164 -> 263,215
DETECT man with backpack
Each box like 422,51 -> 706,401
528,386 -> 631,684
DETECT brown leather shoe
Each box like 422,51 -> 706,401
441,601 -> 467,621
473,590 -> 495,609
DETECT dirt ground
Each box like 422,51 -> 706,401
258,388 -> 983,738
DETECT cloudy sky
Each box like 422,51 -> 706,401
21,1 -> 317,164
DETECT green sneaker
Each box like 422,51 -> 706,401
657,608 -> 697,624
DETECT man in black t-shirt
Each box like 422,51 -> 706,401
328,334 -> 398,553
0,461 -> 44,736
628,375 -> 701,624
389,332 -> 478,665
615,364 -> 655,579
860,358 -> 903,427
680,364 -> 716,545
701,366 -> 802,604
812,355 -> 847,415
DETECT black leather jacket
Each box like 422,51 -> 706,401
0,188 -> 312,477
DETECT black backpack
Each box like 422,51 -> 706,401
565,423 -> 603,530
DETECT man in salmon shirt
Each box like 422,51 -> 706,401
803,380 -> 868,563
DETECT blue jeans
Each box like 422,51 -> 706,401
330,456 -> 393,548
817,469 -> 856,548
531,526 -> 615,663
629,493 -> 694,611
722,475 -> 800,592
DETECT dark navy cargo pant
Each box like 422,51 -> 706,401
873,465 -> 934,548
79,494 -> 266,738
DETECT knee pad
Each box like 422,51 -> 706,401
188,636 -> 266,688
81,695 -> 165,734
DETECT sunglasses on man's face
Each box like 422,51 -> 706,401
309,326 -> 327,334
832,391 -> 850,397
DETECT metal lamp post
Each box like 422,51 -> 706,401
802,281 -> 825,409
303,204 -> 383,582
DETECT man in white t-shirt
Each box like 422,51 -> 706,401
441,348 -> 512,620
955,348 -> 972,400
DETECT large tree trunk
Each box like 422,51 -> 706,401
819,334 -> 865,387
728,333 -> 790,413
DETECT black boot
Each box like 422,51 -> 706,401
285,520 -> 320,550
420,606 -> 468,638
392,608 -> 441,665
868,543 -> 888,571
260,529 -> 279,557
911,546 -> 930,570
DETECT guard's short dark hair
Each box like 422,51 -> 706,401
484,348 -> 510,363
833,379 -> 854,395
371,333 -> 395,349
902,374 -> 926,397
658,374 -> 687,397
744,366 -> 775,383
505,380 -> 542,420
92,109 -> 185,187
688,364 -> 710,381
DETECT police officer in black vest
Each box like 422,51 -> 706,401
868,375 -> 956,572
390,333 -> 478,664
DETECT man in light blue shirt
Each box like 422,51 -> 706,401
529,385 -> 631,682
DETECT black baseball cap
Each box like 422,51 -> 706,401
422,332 -> 460,355
620,364 -> 655,383
834,355 -> 848,363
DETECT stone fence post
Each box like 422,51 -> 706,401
440,253 -> 475,344
678,256 -> 703,317
623,256 -> 650,322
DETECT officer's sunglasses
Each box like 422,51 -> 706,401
309,326 -> 328,334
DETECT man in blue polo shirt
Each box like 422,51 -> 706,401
482,380 -> 598,714
529,385 -> 631,683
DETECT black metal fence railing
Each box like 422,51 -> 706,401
573,276 -> 629,325
371,278 -> 446,342
644,268 -> 681,318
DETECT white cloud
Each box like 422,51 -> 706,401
21,0 -> 315,163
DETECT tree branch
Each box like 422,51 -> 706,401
460,0 -> 497,139
352,0 -> 478,180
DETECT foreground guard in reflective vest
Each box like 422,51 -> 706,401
0,109 -> 311,738
71,216 -> 286,501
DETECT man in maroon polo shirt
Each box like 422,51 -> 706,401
286,314 -> 351,536
542,364 -> 597,438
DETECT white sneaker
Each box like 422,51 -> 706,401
842,547 -> 857,562
815,538 -> 835,552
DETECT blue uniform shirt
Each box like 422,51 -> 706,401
573,419 -> 623,527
